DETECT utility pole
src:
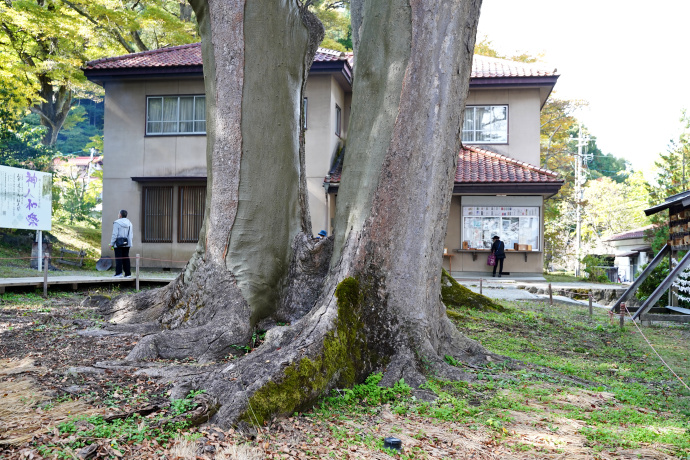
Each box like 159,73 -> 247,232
572,125 -> 591,277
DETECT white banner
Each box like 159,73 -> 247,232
0,165 -> 52,231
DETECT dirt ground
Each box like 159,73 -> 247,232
0,291 -> 681,459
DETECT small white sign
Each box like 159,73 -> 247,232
0,165 -> 52,231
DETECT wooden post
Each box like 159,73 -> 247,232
136,254 -> 140,291
620,302 -> 626,329
589,291 -> 593,317
43,254 -> 48,298
548,283 -> 553,305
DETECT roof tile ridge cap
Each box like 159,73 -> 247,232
87,42 -> 200,66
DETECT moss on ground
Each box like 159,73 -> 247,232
441,268 -> 503,312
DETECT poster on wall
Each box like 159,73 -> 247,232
0,165 -> 52,231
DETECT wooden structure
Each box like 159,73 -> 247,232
612,191 -> 690,322
58,248 -> 87,267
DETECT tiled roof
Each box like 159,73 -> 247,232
471,55 -> 557,78
325,146 -> 560,185
84,43 -> 201,70
606,225 -> 656,242
85,44 -> 350,70
85,44 -> 557,79
455,146 -> 560,184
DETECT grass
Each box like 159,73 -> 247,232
313,300 -> 690,457
0,225 -> 178,279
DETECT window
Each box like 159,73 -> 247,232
335,104 -> 341,137
462,105 -> 507,143
146,96 -> 206,135
178,186 -> 206,243
462,206 -> 539,250
142,186 -> 173,243
302,97 -> 308,130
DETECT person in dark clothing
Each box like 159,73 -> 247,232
491,235 -> 506,277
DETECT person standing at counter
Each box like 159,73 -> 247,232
491,235 -> 506,277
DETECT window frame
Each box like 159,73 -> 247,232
141,186 -> 174,243
146,95 -> 206,136
462,105 -> 508,144
335,104 -> 341,137
178,185 -> 206,243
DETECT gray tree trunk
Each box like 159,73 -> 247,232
102,0 -> 489,427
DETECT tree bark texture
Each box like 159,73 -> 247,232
104,0 -> 490,428
102,0 -> 326,361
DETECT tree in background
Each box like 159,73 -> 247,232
581,174 -> 650,248
54,163 -> 101,226
0,0 -> 197,146
0,109 -> 55,171
645,111 -> 690,253
312,0 -> 351,51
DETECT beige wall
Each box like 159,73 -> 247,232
101,74 -> 546,273
442,195 -> 545,274
101,78 -> 207,267
465,88 -> 542,165
304,75 -> 348,236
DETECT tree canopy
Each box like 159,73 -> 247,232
0,0 -> 197,145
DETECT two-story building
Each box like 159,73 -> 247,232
84,43 -> 562,276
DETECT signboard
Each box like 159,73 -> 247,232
0,165 -> 52,231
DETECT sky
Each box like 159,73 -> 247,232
476,0 -> 690,175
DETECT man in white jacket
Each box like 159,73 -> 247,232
110,210 -> 133,278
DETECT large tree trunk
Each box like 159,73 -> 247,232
102,0 -> 489,428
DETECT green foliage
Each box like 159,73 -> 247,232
54,100 -> 104,154
320,373 -> 411,412
635,260 -> 670,307
0,0 -> 198,146
46,389 -> 207,457
0,110 -> 56,170
581,255 -> 610,283
310,1 -> 351,51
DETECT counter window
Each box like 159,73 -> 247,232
462,206 -> 539,250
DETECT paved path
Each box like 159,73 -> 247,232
454,277 -> 616,309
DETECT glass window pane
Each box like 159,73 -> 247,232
147,98 -> 162,122
179,97 -> 194,122
162,97 -> 179,123
194,97 -> 205,121
147,122 -> 162,134
161,121 -> 178,133
462,105 -> 507,144
195,121 -> 206,133
179,121 -> 194,133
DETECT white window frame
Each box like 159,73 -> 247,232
146,95 -> 206,135
462,105 -> 508,144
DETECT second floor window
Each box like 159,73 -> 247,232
147,96 -> 206,135
462,105 -> 507,144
